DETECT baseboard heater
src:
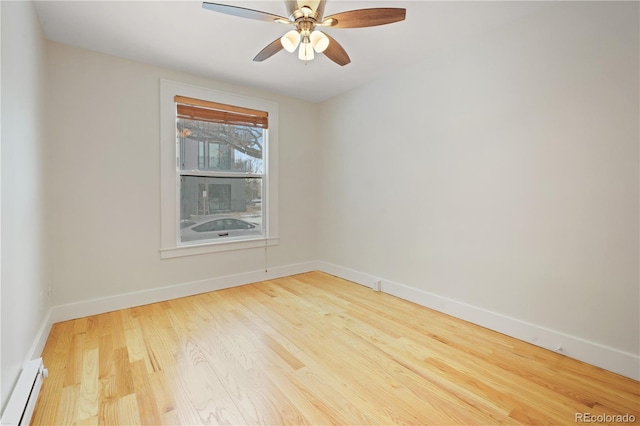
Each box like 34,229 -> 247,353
1,358 -> 48,426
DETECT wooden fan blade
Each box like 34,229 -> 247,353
253,38 -> 284,62
202,2 -> 288,23
323,34 -> 350,66
322,8 -> 406,28
284,0 -> 298,18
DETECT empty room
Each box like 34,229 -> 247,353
1,0 -> 638,424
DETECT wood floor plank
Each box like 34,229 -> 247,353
63,332 -> 85,388
33,271 -> 640,425
54,385 -> 79,425
83,316 -> 100,352
108,311 -> 127,349
130,359 -> 162,426
124,322 -> 146,364
77,348 -> 99,421
115,393 -> 142,426
31,321 -> 74,424
97,334 -> 114,380
112,347 -> 135,397
170,340 -> 248,425
97,396 -> 118,425
75,415 -> 98,426
147,371 -> 175,419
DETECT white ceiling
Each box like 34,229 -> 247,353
34,1 -> 548,103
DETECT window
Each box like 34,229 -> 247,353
160,80 -> 279,258
177,95 -> 266,244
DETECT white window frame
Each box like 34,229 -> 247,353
159,80 -> 279,259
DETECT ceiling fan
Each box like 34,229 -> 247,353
202,1 -> 406,66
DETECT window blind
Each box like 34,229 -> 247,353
175,95 -> 268,129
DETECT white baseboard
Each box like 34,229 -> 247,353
27,259 -> 639,382
3,310 -> 54,423
25,308 -> 53,370
50,261 -> 319,323
317,261 -> 640,381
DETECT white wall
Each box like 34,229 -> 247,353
0,1 -> 51,412
46,42 -> 320,307
319,1 -> 639,361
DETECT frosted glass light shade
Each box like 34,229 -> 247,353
298,41 -> 314,61
281,30 -> 301,53
310,30 -> 329,53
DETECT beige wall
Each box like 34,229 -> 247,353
1,1 -> 51,411
45,42 -> 321,306
319,2 -> 639,356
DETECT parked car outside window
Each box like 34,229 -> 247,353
181,217 -> 261,242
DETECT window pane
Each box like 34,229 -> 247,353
208,143 -> 219,168
178,118 -> 263,173
198,141 -> 205,169
180,175 -> 262,243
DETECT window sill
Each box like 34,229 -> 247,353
160,236 -> 279,259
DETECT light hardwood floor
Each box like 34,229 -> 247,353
32,272 -> 639,425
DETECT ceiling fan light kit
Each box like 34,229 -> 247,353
281,30 -> 301,52
202,1 -> 406,66
298,38 -> 315,61
309,30 -> 329,53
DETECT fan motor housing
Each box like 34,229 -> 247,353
286,0 -> 325,21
